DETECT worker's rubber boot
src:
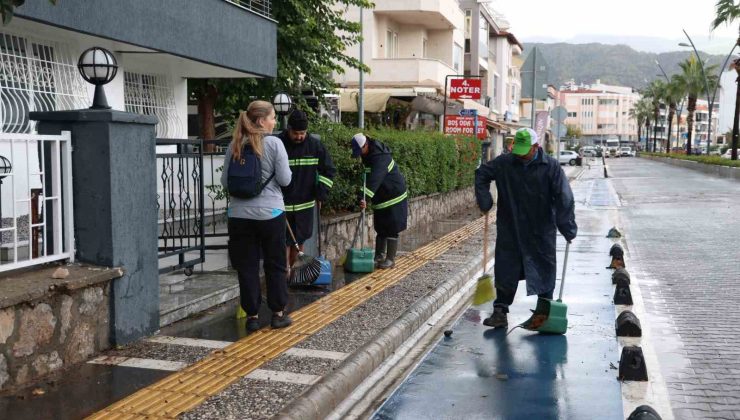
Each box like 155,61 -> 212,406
483,307 -> 508,328
374,236 -> 387,267
377,238 -> 398,269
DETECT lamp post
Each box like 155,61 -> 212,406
77,47 -> 118,109
655,61 -> 671,152
0,155 -> 11,247
272,93 -> 294,131
358,6 -> 365,129
679,30 -> 737,155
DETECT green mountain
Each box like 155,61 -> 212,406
523,42 -> 732,90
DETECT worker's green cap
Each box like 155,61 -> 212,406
513,128 -> 539,156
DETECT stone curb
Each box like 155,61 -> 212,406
273,245 -> 488,420
640,155 -> 740,181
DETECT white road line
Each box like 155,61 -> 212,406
145,335 -> 233,349
88,356 -> 187,372
285,348 -> 349,361
246,369 -> 320,385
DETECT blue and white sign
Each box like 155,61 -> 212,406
459,108 -> 478,117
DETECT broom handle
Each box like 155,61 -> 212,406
286,222 -> 301,252
483,212 -> 489,273
316,203 -> 322,256
361,171 -> 366,249
558,241 -> 570,301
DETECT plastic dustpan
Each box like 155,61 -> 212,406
516,242 -> 570,335
344,173 -> 375,274
313,208 -> 333,285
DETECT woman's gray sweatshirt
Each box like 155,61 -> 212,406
220,135 -> 292,220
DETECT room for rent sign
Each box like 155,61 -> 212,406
449,78 -> 482,100
443,116 -> 487,139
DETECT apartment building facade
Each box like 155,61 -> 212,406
335,0 -> 465,130
559,80 -> 640,144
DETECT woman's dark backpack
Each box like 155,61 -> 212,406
227,144 -> 274,199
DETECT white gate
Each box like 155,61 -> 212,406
0,132 -> 74,271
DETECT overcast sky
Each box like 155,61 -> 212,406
488,0 -> 738,53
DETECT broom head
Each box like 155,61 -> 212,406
472,274 -> 495,305
289,252 -> 322,286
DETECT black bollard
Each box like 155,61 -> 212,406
627,405 -> 661,420
612,268 -> 631,286
616,310 -> 642,337
614,283 -> 633,305
619,346 -> 648,381
609,243 -> 624,258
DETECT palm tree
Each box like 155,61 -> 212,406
664,76 -> 687,154
643,80 -> 667,153
674,57 -> 718,155
713,0 -> 740,160
630,98 -> 652,151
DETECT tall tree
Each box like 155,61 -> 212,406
674,57 -> 718,155
643,80 -> 667,152
664,76 -> 687,153
713,0 -> 740,160
192,0 -> 372,140
629,98 -> 651,149
1,0 -> 56,25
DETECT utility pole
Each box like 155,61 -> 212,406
531,47 -> 537,130
358,7 -> 365,129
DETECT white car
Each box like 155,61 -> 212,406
620,147 -> 634,157
558,150 -> 580,166
721,149 -> 735,159
582,148 -> 597,157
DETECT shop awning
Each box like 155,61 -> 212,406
339,88 -> 439,113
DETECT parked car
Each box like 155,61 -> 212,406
582,147 -> 597,157
721,149 -> 735,159
559,150 -> 580,166
620,147 -> 634,157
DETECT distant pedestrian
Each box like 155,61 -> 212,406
351,133 -> 408,269
278,110 -> 336,280
221,100 -> 293,332
503,136 -> 514,154
475,128 -> 577,328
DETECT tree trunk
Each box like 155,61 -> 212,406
732,59 -> 740,160
687,97 -> 697,155
653,109 -> 659,153
645,121 -> 651,151
667,104 -> 676,154
637,122 -> 642,150
197,82 -> 218,152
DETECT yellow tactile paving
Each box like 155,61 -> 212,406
88,215 -> 490,419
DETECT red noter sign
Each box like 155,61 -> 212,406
449,78 -> 482,100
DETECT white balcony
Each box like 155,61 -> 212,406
373,0 -> 464,29
338,58 -> 456,89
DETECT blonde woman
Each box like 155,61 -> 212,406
221,100 -> 293,332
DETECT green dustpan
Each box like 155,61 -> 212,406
519,242 -> 570,335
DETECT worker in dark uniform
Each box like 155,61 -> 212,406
279,110 -> 336,277
351,133 -> 408,269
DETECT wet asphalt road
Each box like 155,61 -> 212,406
609,157 -> 740,419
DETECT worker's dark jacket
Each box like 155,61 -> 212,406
278,131 -> 336,211
361,138 -> 408,237
474,148 -> 577,295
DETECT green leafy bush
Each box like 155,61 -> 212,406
311,120 -> 480,213
641,152 -> 740,167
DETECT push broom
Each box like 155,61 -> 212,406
287,222 -> 322,286
472,212 -> 495,305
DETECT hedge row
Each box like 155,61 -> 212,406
640,152 -> 740,168
311,120 -> 480,213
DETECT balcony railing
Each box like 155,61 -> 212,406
224,0 -> 271,18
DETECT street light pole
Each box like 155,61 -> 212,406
655,60 -> 671,152
679,29 -> 735,155
358,7 -> 365,129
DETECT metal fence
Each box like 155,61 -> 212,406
224,0 -> 271,19
0,132 -> 74,272
157,138 -> 205,275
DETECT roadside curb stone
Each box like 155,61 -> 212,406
274,247 -> 487,420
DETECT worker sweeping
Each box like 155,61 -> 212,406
474,128 -> 577,328
351,133 -> 408,269
278,110 -> 336,280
